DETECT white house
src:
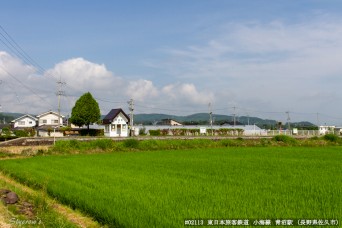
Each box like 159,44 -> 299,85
319,125 -> 335,135
11,114 -> 37,128
37,111 -> 64,126
36,111 -> 64,137
161,119 -> 183,126
103,108 -> 130,137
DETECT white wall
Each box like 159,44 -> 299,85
38,113 -> 63,126
13,116 -> 37,128
104,113 -> 129,137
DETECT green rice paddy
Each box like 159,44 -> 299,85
0,147 -> 340,227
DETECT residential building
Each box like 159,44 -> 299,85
319,126 -> 335,135
11,114 -> 37,129
161,119 -> 183,126
36,111 -> 65,137
103,108 -> 130,137
37,111 -> 64,127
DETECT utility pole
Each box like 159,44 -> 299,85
208,103 -> 213,136
128,99 -> 134,136
316,113 -> 320,127
233,106 -> 236,127
286,111 -> 291,134
56,77 -> 66,125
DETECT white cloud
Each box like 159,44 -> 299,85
0,53 -> 215,116
126,79 -> 158,101
0,51 -> 36,78
162,83 -> 214,105
45,58 -> 122,91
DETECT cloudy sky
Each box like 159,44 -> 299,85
0,0 -> 342,125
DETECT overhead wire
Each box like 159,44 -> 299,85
0,65 -> 53,109
0,25 -> 59,80
1,26 -> 341,123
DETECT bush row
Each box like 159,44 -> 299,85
46,134 -> 342,155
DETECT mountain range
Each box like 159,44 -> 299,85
134,113 -> 316,129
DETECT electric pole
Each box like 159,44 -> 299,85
56,77 -> 66,125
128,99 -> 134,136
286,111 -> 291,131
316,113 -> 320,127
209,103 -> 213,136
233,106 -> 236,127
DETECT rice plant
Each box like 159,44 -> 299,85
0,147 -> 340,227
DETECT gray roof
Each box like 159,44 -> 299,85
103,109 -> 130,124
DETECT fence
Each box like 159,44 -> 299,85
266,130 -> 320,137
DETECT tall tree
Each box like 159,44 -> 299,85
70,92 -> 101,131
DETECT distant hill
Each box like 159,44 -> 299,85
134,113 -> 316,129
134,113 -> 273,125
0,112 -> 23,123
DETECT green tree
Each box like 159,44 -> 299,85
70,92 -> 101,132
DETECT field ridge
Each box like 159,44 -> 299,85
0,171 -> 101,228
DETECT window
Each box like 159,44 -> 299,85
53,120 -> 59,124
19,121 -> 25,125
29,121 -> 32,124
105,125 -> 109,132
42,120 -> 47,124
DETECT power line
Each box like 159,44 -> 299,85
0,65 -> 53,109
0,25 -> 59,80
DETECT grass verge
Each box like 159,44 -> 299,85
44,136 -> 342,155
0,171 -> 101,228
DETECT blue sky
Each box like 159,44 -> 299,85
1,0 -> 342,125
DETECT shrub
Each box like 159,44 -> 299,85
310,136 -> 319,140
1,127 -> 11,137
260,138 -> 271,146
123,139 -> 139,149
21,148 -> 35,156
90,139 -> 114,150
14,130 -> 29,137
160,129 -> 169,136
273,135 -> 297,144
322,134 -> 340,142
79,129 -> 104,136
139,127 -> 147,135
139,140 -> 159,150
149,129 -> 161,136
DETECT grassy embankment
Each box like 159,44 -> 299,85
0,141 -> 340,227
0,173 -> 81,228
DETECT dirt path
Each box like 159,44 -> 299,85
0,172 -> 100,228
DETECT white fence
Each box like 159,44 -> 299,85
266,130 -> 320,137
134,125 -> 325,137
